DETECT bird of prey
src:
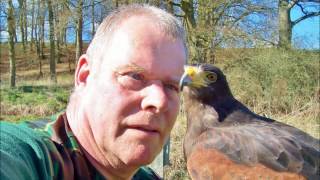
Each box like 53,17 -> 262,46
179,64 -> 319,180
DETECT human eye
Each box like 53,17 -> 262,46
164,83 -> 179,93
117,71 -> 145,90
126,72 -> 145,81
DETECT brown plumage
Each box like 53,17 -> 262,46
179,64 -> 320,180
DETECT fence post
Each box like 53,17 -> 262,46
148,137 -> 170,178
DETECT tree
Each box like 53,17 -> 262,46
7,0 -> 16,87
278,0 -> 320,48
54,2 -> 61,64
39,0 -> 46,59
30,0 -> 36,51
91,0 -> 95,38
18,0 -> 26,53
172,0 -> 274,63
34,0 -> 42,76
47,0 -> 57,83
75,0 -> 83,64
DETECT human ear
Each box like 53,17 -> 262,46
75,54 -> 90,88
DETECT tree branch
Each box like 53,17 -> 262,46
292,11 -> 320,26
83,0 -> 108,9
296,2 -> 308,14
288,0 -> 299,9
299,0 -> 320,2
169,1 -> 181,7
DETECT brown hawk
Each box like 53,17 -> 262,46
179,64 -> 319,180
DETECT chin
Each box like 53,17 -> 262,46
125,144 -> 160,166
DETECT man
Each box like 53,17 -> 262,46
0,4 -> 187,180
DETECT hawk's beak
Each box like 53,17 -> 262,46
179,73 -> 192,91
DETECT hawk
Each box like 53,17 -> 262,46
179,64 -> 319,180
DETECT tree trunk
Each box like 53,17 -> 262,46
278,0 -> 292,49
91,0 -> 95,38
14,26 -> 18,43
8,0 -> 16,88
56,37 -> 61,64
166,0 -> 174,14
62,27 -> 67,47
61,1 -> 68,47
115,0 -> 119,8
18,0 -> 26,53
30,0 -> 35,51
75,0 -> 83,64
47,0 -> 57,83
40,0 -> 45,59
35,0 -> 40,58
185,0 -> 196,28
23,0 -> 28,47
54,3 -> 61,64
154,0 -> 161,7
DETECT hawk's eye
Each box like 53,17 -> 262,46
206,73 -> 217,82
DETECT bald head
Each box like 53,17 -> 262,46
86,4 -> 187,68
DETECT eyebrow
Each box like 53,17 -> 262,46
113,63 -> 145,74
166,76 -> 180,86
114,63 -> 181,85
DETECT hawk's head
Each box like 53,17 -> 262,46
179,64 -> 232,102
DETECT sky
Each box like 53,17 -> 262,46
291,5 -> 320,49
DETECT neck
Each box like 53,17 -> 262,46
82,148 -> 138,180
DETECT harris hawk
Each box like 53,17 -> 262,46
179,64 -> 319,180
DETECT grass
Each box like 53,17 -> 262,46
1,44 -> 319,179
164,112 -> 190,180
0,43 -> 75,122
0,85 -> 72,122
220,48 -> 319,138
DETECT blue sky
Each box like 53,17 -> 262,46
291,6 -> 320,49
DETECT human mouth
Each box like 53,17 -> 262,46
127,125 -> 160,136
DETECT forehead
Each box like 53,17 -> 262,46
102,16 -> 186,80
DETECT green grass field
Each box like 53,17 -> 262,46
1,44 -> 319,179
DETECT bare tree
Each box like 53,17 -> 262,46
7,0 -> 16,87
166,0 -> 174,14
59,0 -> 70,47
18,0 -> 26,52
171,0 -> 275,63
75,0 -> 83,63
30,0 -> 36,51
23,0 -> 27,46
47,0 -> 57,83
38,0 -> 46,59
34,0 -> 45,76
91,0 -> 95,37
278,0 -> 320,48
54,2 -> 61,64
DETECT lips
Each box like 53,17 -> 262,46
128,124 -> 160,134
125,112 -> 163,136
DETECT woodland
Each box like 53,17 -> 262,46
0,1 -> 319,179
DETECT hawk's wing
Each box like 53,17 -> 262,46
194,121 -> 320,178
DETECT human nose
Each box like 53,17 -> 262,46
141,80 -> 169,114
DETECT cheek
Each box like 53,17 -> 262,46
89,80 -> 139,127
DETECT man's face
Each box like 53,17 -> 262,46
79,17 -> 186,167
